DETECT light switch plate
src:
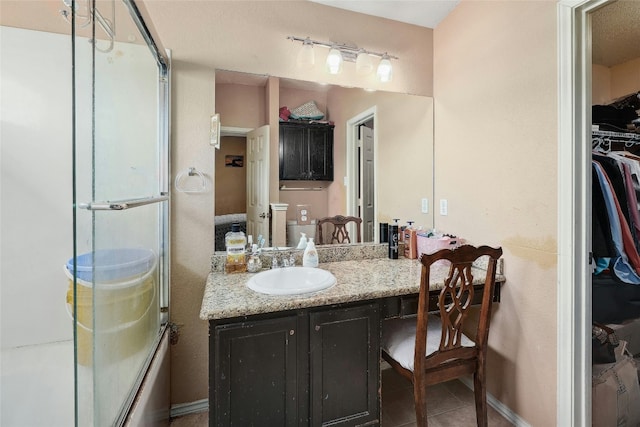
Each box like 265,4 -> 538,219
440,199 -> 448,216
421,198 -> 429,213
210,113 -> 220,148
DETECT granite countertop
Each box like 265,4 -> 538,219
200,249 -> 506,321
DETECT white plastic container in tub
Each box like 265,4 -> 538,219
67,248 -> 156,282
65,248 -> 157,366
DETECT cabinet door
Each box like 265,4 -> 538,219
309,303 -> 380,426
279,125 -> 307,180
308,126 -> 333,181
211,316 -> 299,426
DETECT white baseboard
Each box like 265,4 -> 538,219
169,399 -> 209,419
458,377 -> 531,427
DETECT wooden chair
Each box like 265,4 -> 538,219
316,215 -> 362,244
381,244 -> 503,427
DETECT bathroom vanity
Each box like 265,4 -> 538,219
200,245 -> 505,426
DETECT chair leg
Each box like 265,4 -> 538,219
473,368 -> 488,427
413,380 -> 429,427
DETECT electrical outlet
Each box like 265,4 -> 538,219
440,199 -> 448,216
421,198 -> 429,213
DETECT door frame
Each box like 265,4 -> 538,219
558,0 -> 612,425
346,107 -> 377,241
216,125 -> 252,211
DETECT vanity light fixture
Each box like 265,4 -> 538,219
376,54 -> 393,82
355,49 -> 374,75
288,36 -> 398,82
326,45 -> 343,75
297,37 -> 315,68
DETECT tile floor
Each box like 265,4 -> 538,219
170,367 -> 514,427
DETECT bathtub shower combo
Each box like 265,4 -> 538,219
1,1 -> 170,425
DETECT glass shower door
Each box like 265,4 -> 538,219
71,0 -> 169,424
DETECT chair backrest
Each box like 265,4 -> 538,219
316,215 -> 362,244
414,244 -> 503,374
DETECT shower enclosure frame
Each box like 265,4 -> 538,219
70,0 -> 171,424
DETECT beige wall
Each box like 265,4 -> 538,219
592,64 -> 612,105
169,61 -> 216,404
144,1 -> 434,97
434,2 -> 558,425
611,57 -> 640,100
593,57 -> 640,104
215,83 -> 266,129
326,87 -> 434,228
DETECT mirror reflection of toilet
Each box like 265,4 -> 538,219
287,219 -> 316,247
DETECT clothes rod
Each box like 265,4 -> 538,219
279,185 -> 325,191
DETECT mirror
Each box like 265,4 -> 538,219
214,70 -> 434,251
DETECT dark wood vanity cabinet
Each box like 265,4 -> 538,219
209,302 -> 380,426
211,315 -> 303,426
309,303 -> 380,426
279,122 -> 334,181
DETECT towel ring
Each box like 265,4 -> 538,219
175,167 -> 207,193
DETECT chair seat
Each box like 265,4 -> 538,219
382,314 -> 475,372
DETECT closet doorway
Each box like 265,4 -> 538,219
559,0 -> 640,425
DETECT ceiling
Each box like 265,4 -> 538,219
311,0 -> 640,68
592,0 -> 640,67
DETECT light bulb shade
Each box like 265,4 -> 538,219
355,51 -> 374,75
297,42 -> 315,68
326,48 -> 343,75
376,56 -> 393,82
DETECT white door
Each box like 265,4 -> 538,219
246,125 -> 270,243
361,125 -> 375,242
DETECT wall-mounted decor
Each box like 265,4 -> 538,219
225,155 -> 244,167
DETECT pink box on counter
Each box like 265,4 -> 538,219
416,234 -> 465,265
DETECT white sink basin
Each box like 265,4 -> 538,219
247,267 -> 336,295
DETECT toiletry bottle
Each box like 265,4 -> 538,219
225,223 -> 247,273
303,237 -> 319,267
297,232 -> 308,249
388,219 -> 399,259
403,221 -> 418,259
379,223 -> 389,243
247,244 -> 262,273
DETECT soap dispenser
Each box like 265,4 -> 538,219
296,232 -> 308,249
403,221 -> 418,259
303,237 -> 319,267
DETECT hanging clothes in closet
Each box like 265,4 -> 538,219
592,147 -> 640,324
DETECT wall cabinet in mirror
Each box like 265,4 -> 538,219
279,121 -> 334,181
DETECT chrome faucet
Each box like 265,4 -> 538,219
270,248 -> 296,269
270,247 -> 283,269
